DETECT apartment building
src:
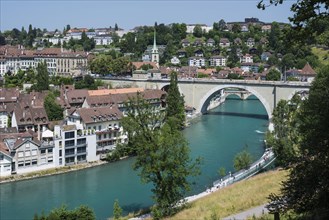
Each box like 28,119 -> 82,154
209,56 -> 227,67
53,124 -> 97,166
0,45 -> 88,76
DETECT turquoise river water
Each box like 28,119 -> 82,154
0,96 -> 268,220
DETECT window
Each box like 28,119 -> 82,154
65,140 -> 75,147
77,138 -> 86,145
59,141 -> 62,147
25,160 -> 31,166
65,148 -> 75,155
77,146 -> 86,154
18,162 -> 24,167
25,151 -> 31,157
48,157 -> 53,163
48,148 -> 53,153
31,149 -> 37,156
0,154 -> 4,160
40,158 -> 46,164
98,125 -> 101,131
77,155 -> 86,162
32,159 -> 37,165
65,156 -> 75,164
65,131 -> 75,139
41,149 -> 46,154
59,150 -> 62,157
103,134 -> 107,139
59,158 -> 62,165
18,151 -> 24,157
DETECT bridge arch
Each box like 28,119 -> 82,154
198,85 -> 272,119
160,84 -> 185,96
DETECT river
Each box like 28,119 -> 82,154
0,96 -> 268,220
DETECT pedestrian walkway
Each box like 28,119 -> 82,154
213,148 -> 275,190
223,204 -> 269,220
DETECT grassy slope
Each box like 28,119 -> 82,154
312,47 -> 329,66
167,169 -> 288,220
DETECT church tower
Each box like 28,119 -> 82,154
151,28 -> 159,67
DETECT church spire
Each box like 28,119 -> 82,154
151,26 -> 159,67
153,27 -> 157,50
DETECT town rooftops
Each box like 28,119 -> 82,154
132,61 -> 158,70
300,63 -> 316,76
76,106 -> 123,124
88,88 -> 144,96
0,87 -> 20,103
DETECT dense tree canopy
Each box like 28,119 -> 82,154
267,65 -> 329,218
34,61 -> 49,91
120,94 -> 201,218
44,91 -> 63,121
166,71 -> 186,129
34,205 -> 95,220
266,68 -> 281,81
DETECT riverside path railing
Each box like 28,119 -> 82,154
213,148 -> 276,189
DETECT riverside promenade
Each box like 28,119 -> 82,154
185,148 -> 275,203
130,148 -> 276,220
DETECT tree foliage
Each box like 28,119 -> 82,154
266,95 -> 302,167
268,65 -> 329,218
266,69 -> 281,81
120,94 -> 201,218
166,71 -> 186,129
258,0 -> 329,44
33,205 -> 95,220
34,61 -> 49,91
113,199 -> 122,220
233,148 -> 253,171
44,91 -> 63,121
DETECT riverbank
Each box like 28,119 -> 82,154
168,168 -> 288,220
0,160 -> 108,184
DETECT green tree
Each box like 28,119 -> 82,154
34,204 -> 95,220
193,25 -> 203,38
266,69 -> 281,81
218,167 -> 226,178
35,61 -> 49,91
166,71 -> 186,129
258,0 -> 328,44
113,199 -> 122,220
44,91 -> 63,121
266,96 -> 302,167
121,94 -> 201,218
89,54 -> 113,75
233,148 -> 253,171
268,65 -> 329,218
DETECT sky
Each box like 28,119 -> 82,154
0,0 -> 296,32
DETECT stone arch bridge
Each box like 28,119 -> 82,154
102,78 -> 311,119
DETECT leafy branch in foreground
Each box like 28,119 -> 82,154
120,94 -> 201,219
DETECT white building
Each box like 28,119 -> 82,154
0,108 -> 9,128
188,57 -> 206,68
54,124 -> 98,165
209,56 -> 227,67
67,106 -> 126,157
0,145 -> 12,177
186,24 -> 212,33
171,56 -> 180,65
240,54 -> 253,63
94,36 -> 113,46
1,131 -> 58,175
